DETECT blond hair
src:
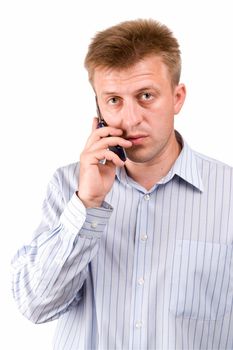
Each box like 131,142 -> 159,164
84,18 -> 181,87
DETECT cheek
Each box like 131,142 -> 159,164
100,112 -> 119,128
148,103 -> 175,129
152,94 -> 175,114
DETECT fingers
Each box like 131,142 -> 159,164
81,117 -> 132,168
81,147 -> 126,168
85,119 -> 131,151
89,136 -> 132,153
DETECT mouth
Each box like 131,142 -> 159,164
126,134 -> 148,145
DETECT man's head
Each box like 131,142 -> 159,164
84,19 -> 186,168
84,18 -> 181,88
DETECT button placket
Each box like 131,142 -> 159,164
129,192 -> 151,347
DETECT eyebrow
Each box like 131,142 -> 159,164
101,85 -> 161,97
135,85 -> 161,94
101,91 -> 119,97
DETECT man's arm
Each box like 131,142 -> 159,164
11,117 -> 131,324
11,171 -> 112,324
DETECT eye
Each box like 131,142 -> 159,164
107,97 -> 119,105
140,92 -> 153,101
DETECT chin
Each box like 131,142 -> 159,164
125,149 -> 156,164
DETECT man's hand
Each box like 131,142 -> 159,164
78,118 -> 132,208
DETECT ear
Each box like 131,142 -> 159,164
173,83 -> 186,115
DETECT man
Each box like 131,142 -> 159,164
12,19 -> 233,350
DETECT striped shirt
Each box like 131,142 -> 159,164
12,132 -> 233,350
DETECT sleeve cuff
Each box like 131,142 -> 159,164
60,193 -> 113,238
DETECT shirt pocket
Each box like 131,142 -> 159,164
169,240 -> 233,321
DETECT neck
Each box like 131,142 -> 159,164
125,134 -> 181,190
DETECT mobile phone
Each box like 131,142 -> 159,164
95,97 -> 127,162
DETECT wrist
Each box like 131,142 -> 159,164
76,191 -> 103,208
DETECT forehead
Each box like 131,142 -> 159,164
93,56 -> 172,94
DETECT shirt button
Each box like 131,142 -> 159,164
91,221 -> 98,228
135,321 -> 143,329
138,278 -> 145,285
144,194 -> 150,201
141,234 -> 148,241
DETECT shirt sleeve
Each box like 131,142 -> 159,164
11,171 -> 113,324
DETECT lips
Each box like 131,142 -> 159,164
126,134 -> 148,145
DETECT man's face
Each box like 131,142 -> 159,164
93,55 -> 186,165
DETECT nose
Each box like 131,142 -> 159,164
120,101 -> 143,129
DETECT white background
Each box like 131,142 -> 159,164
1,0 -> 233,349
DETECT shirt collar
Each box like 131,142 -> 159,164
116,131 -> 204,193
167,131 -> 204,192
